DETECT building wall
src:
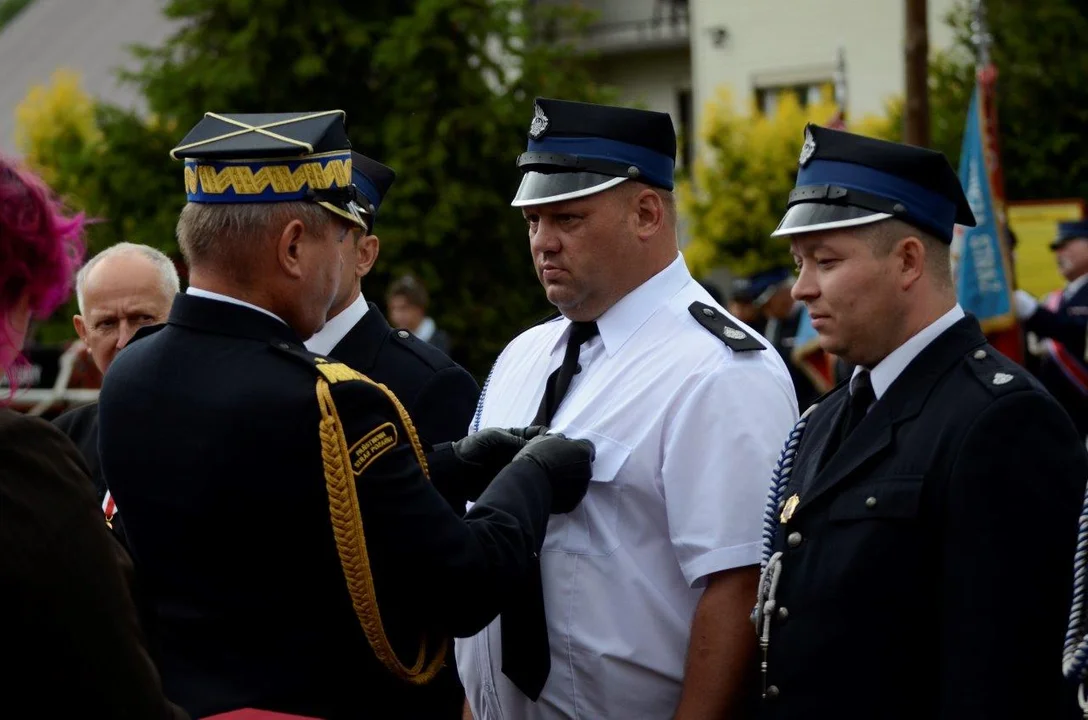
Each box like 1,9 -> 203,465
589,48 -> 694,168
689,0 -> 960,127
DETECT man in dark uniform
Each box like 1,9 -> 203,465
305,151 -> 479,452
303,153 -> 476,718
750,266 -> 820,410
97,111 -> 595,720
1015,219 -> 1088,439
753,124 -> 1088,719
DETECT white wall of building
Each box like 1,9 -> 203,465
688,0 -> 960,128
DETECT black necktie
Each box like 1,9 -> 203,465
502,321 -> 598,700
826,370 -> 874,461
532,321 -> 600,425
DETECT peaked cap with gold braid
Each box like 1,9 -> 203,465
271,342 -> 446,684
171,110 -> 371,229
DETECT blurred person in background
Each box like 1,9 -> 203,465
727,275 -> 766,334
0,156 -> 185,719
1014,219 -> 1088,439
53,242 -> 179,538
307,152 -> 478,456
386,273 -> 452,355
751,266 -> 820,409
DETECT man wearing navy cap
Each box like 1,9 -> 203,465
457,98 -> 797,719
728,275 -> 766,333
306,151 -> 480,453
1013,219 -> 1088,438
754,124 -> 1087,719
96,111 -> 596,719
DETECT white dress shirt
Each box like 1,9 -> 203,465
304,293 -> 369,355
185,286 -> 287,325
856,304 -> 966,400
456,254 -> 799,720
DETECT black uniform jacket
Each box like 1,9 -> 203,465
1026,280 -> 1088,437
327,303 -> 479,449
0,409 -> 186,719
761,315 -> 1087,720
97,293 -> 555,720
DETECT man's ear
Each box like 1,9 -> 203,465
73,315 -> 88,342
276,219 -> 307,279
897,236 -> 926,291
357,235 -> 380,279
633,188 -> 666,240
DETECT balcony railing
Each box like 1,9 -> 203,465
535,1 -> 690,56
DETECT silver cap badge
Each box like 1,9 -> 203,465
529,102 -> 549,140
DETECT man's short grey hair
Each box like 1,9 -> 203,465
176,201 -> 334,280
76,242 -> 180,313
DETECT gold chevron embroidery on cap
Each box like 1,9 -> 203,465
186,158 -> 352,196
169,110 -> 347,159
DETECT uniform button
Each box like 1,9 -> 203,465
766,685 -> 780,699
865,496 -> 878,509
483,683 -> 493,694
776,606 -> 789,622
787,531 -> 803,548
277,341 -> 290,350
702,307 -> 715,317
397,330 -> 410,339
973,349 -> 987,360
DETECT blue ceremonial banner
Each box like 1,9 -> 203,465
953,75 -> 1018,338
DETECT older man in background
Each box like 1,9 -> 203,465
53,242 -> 179,530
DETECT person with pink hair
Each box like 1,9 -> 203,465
0,156 -> 187,719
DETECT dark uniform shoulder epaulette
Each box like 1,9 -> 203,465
688,301 -> 765,351
270,338 -> 365,379
386,327 -> 455,372
962,345 -> 1027,398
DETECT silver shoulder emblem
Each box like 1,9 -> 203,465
723,327 -> 748,341
992,372 -> 1014,385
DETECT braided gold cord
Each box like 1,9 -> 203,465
316,378 -> 447,684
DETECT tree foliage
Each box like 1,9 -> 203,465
17,0 -> 608,376
930,0 -> 1088,202
678,88 -> 900,277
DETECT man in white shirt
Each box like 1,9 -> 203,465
755,123 -> 1087,719
456,97 -> 798,719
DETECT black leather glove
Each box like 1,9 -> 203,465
512,434 -> 595,514
449,426 -> 548,499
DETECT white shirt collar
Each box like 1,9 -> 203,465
415,316 -> 437,342
855,304 -> 966,400
551,253 -> 690,357
304,293 -> 369,356
1066,274 -> 1088,300
185,286 -> 288,325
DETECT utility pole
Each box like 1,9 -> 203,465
904,0 -> 930,146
